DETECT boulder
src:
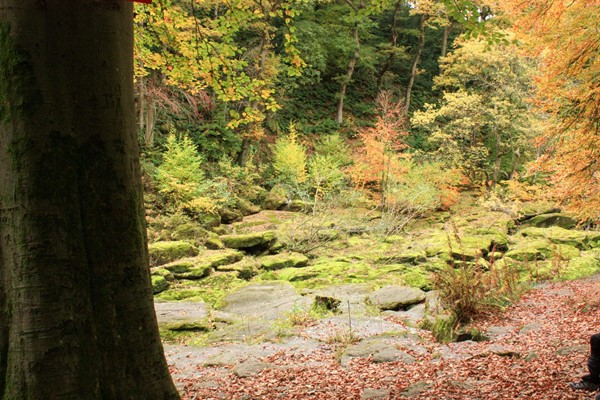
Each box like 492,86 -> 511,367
221,231 -> 277,252
204,237 -> 225,250
263,185 -> 288,210
236,198 -> 261,216
151,275 -> 170,294
523,213 -> 577,229
259,252 -> 309,270
219,208 -> 243,224
171,223 -> 210,245
148,241 -> 198,266
368,285 -> 426,311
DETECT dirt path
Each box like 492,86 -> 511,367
165,274 -> 600,399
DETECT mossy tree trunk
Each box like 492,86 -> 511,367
0,1 -> 179,398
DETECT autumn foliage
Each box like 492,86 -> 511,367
348,92 -> 409,192
504,0 -> 600,222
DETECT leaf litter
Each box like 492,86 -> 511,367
174,276 -> 600,399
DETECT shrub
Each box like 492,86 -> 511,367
155,133 -> 205,208
272,124 -> 307,188
432,226 -> 525,325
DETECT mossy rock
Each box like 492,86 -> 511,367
401,267 -> 432,291
171,223 -> 210,245
376,251 -> 427,265
155,288 -> 206,302
505,239 -> 580,261
422,233 -> 493,261
285,199 -> 311,212
523,213 -> 577,229
221,231 -> 277,251
205,237 -> 225,250
559,253 -> 600,280
215,258 -> 260,280
236,197 -> 261,216
219,208 -> 244,224
259,252 -> 309,270
518,226 -> 600,250
148,241 -> 199,266
152,275 -> 170,294
162,250 -> 243,279
163,259 -> 212,280
195,210 -> 221,229
151,267 -> 175,281
263,185 -> 288,210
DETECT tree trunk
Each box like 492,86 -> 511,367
336,23 -> 360,125
376,0 -> 402,95
404,13 -> 426,114
0,1 -> 179,399
440,22 -> 453,58
238,29 -> 271,166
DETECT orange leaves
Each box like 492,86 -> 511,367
348,92 -> 409,191
504,0 -> 600,222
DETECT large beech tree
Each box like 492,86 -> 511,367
0,1 -> 179,398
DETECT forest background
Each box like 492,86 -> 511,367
134,0 -> 600,227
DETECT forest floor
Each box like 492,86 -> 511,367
166,273 -> 600,400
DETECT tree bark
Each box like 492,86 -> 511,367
404,13 -> 427,114
336,23 -> 360,125
0,1 -> 179,398
376,0 -> 402,94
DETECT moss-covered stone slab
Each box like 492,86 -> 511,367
151,267 -> 175,281
152,275 -> 170,294
221,231 -> 277,251
368,286 -> 426,311
518,226 -> 600,250
505,238 -> 580,261
376,251 -> 427,265
205,236 -> 225,250
219,281 -> 309,320
259,252 -> 309,270
523,213 -> 577,229
215,258 -> 260,280
162,250 -> 243,279
148,241 -> 199,266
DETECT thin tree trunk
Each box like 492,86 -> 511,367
336,23 -> 360,125
0,1 -> 178,398
376,0 -> 402,94
404,13 -> 427,114
441,22 -> 452,58
238,30 -> 271,165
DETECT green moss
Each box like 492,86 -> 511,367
148,241 -> 198,266
524,213 -> 577,229
518,226 -> 600,250
221,231 -> 276,249
157,272 -> 246,308
401,267 -> 432,291
505,239 -> 580,262
151,275 -> 170,294
559,254 -> 600,280
259,252 -> 309,270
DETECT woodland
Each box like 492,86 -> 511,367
0,0 -> 599,399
